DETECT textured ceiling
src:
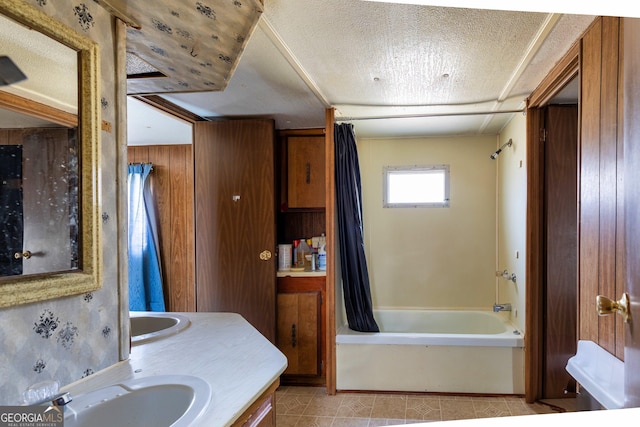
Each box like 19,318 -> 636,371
146,1 -> 595,140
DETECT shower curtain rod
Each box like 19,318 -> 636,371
128,162 -> 154,170
335,108 -> 525,122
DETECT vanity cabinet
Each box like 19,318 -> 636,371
279,131 -> 325,210
276,275 -> 325,385
231,379 -> 278,427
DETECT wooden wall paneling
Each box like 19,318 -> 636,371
165,145 -> 194,312
579,17 -> 602,343
598,17 -> 621,355
278,211 -> 326,244
127,145 -> 148,163
0,129 -> 28,145
127,144 -> 195,312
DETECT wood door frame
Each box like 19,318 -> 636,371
325,108 -> 337,395
525,43 -> 580,403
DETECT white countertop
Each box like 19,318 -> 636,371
277,270 -> 326,277
62,312 -> 287,427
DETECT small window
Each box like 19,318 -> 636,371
383,165 -> 450,208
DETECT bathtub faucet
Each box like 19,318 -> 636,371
493,303 -> 512,312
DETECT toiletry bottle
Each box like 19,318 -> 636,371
318,237 -> 326,271
298,239 -> 311,270
293,239 -> 300,267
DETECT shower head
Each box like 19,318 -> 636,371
489,139 -> 513,160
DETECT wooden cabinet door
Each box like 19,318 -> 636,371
287,136 -> 325,208
194,119 -> 276,343
277,292 -> 320,375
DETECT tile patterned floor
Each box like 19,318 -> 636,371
276,386 -> 573,426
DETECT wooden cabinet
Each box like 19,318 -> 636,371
279,131 -> 325,210
276,275 -> 325,385
278,292 -> 320,375
287,136 -> 325,208
231,379 -> 278,427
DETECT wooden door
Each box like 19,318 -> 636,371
543,105 -> 578,398
623,17 -> 640,407
22,128 -> 78,275
277,292 -> 320,376
194,119 -> 276,343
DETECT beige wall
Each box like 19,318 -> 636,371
497,113 -> 527,331
357,135 -> 497,310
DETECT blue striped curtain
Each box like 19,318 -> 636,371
127,163 -> 165,311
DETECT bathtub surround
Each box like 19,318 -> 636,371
496,113 -> 527,332
357,135 -> 497,310
0,0 -> 123,404
336,309 -> 524,394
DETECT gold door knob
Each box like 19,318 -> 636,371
596,293 -> 631,323
259,250 -> 272,261
14,250 -> 32,259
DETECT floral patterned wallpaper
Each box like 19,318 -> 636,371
0,0 -> 123,404
115,0 -> 264,94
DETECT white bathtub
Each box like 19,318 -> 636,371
336,309 -> 525,394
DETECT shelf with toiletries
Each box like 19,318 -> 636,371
274,128 -> 328,387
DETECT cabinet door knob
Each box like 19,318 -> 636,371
305,162 -> 311,184
596,293 -> 631,323
259,250 -> 272,261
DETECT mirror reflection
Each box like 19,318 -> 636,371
0,12 -> 80,278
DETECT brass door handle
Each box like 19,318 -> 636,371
596,293 -> 631,323
14,250 -> 32,259
259,250 -> 272,261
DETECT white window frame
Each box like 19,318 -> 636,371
383,164 -> 450,208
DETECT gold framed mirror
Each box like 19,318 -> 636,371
0,0 -> 101,307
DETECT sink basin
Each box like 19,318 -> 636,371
130,312 -> 191,345
566,340 -> 625,409
65,375 -> 211,427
